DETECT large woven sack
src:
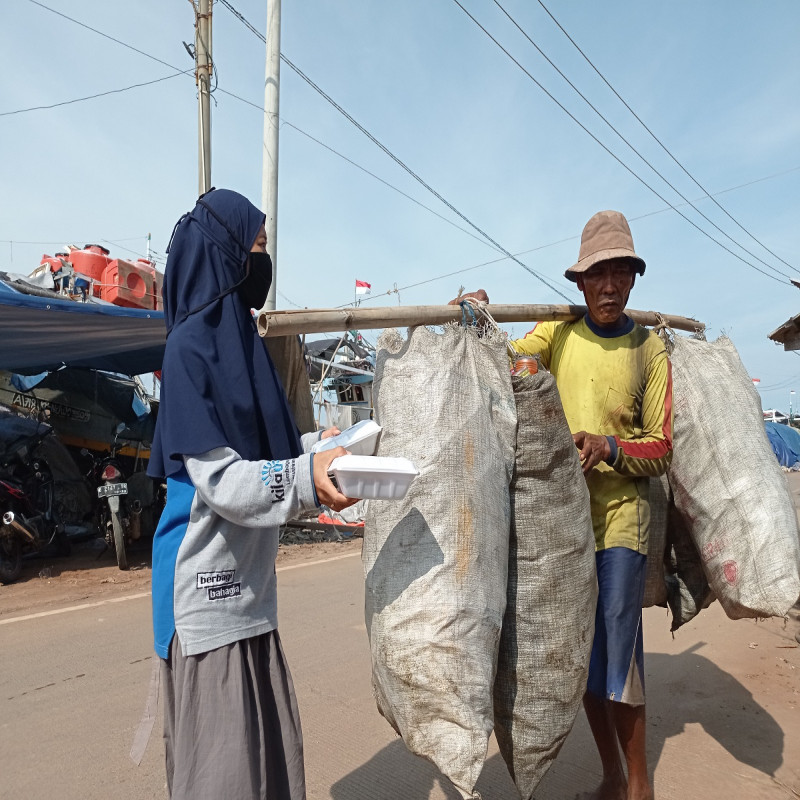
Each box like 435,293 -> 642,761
664,501 -> 715,630
667,334 -> 800,619
493,369 -> 597,799
642,475 -> 669,608
363,326 -> 517,800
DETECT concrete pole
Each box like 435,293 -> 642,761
261,0 -> 281,311
196,0 -> 213,196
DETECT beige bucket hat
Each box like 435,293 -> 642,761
564,210 -> 646,282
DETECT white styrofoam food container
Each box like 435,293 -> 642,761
327,455 -> 419,500
311,420 -> 382,457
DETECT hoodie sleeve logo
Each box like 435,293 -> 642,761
261,459 -> 296,503
197,570 -> 241,601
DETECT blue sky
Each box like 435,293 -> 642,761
2,1 -> 799,410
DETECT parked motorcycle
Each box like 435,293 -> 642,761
82,424 -> 140,571
0,419 -> 69,584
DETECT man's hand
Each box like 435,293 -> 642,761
448,289 -> 489,305
312,446 -> 359,511
320,427 -> 341,440
572,431 -> 611,474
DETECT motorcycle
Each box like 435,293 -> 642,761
82,424 -> 140,571
0,419 -> 69,584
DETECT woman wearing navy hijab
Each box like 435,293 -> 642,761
148,189 -> 356,800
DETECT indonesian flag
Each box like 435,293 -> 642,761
355,280 -> 371,295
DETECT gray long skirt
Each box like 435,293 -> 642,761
162,630 -> 306,800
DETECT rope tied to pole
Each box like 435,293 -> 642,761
458,297 -> 518,359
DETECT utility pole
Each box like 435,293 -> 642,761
261,0 -> 281,311
196,0 -> 213,196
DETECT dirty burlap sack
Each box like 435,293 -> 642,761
642,475 -> 669,608
644,474 -> 715,628
363,325 -> 516,800
493,368 -> 597,800
666,334 -> 800,619
664,501 -> 715,630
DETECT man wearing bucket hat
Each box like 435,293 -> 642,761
457,210 -> 672,800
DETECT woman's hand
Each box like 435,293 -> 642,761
312,446 -> 359,511
320,427 -> 341,440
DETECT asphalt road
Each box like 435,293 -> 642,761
1,546 -> 799,799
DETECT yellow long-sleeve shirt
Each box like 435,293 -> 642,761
513,315 -> 673,554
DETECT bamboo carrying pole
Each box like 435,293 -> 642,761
257,304 -> 703,338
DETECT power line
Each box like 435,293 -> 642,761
0,236 -> 151,244
281,120 -> 494,251
277,289 -> 304,309
21,0 -> 495,267
23,0 -> 799,294
9,161 -> 793,254
215,81 -> 800,305
218,0 -> 576,302
449,0 -> 790,286
99,239 -> 166,265
334,163 -> 799,306
26,0 -> 184,73
216,83 -> 496,252
491,0 -> 795,281
0,71 -> 191,117
534,0 -> 798,274
628,166 -> 800,224
27,0 -> 575,300
757,372 -> 800,392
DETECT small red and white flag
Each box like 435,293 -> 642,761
355,280 -> 371,296
752,378 -> 761,385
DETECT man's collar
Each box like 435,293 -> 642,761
584,313 -> 634,338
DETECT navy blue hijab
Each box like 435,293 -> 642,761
148,189 -> 302,479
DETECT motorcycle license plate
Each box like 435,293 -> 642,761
98,483 -> 128,498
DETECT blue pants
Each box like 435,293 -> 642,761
587,547 -> 647,706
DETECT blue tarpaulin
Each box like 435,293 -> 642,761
0,277 -> 166,375
765,421 -> 800,468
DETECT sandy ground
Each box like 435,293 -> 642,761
1,482 -> 798,799
0,529 -> 362,619
5,471 -> 798,621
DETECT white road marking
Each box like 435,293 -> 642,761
0,591 -> 151,625
0,550 -> 362,626
276,550 -> 361,572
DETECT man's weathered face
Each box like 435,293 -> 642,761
576,258 -> 636,328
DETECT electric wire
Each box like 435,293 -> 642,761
23,0 -> 798,294
449,0 -> 789,286
99,239 -> 166,265
281,120 -> 494,251
218,0 -> 575,302
534,0 -> 797,274
0,236 -> 153,245
0,71 -> 192,117
491,0 -> 795,280
334,166 -> 800,308
756,372 -> 800,392
19,0 -> 495,268
26,0 -> 575,300
26,0 -> 184,73
216,84 -> 496,252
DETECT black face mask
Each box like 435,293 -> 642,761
238,252 -> 273,310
